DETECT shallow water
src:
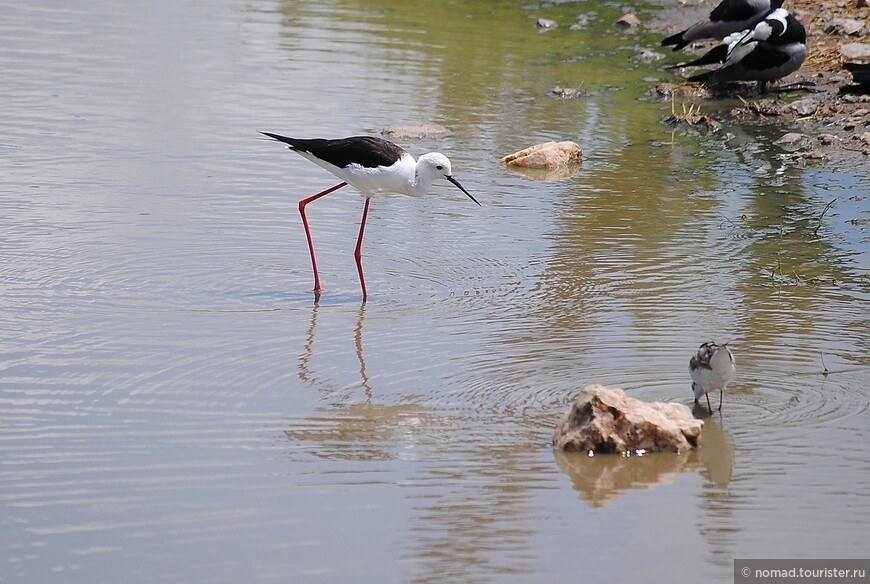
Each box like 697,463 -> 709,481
1,0 -> 869,582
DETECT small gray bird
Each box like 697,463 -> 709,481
690,342 -> 736,414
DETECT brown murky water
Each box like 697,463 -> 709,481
1,1 -> 868,582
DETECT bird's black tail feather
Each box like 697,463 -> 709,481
260,132 -> 302,150
672,44 -> 729,70
844,62 -> 870,84
688,70 -> 713,83
661,30 -> 690,51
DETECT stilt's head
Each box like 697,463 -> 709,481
416,153 -> 480,206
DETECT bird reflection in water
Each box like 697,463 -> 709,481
298,301 -> 372,401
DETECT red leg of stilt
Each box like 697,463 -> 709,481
354,197 -> 371,301
298,182 -> 347,295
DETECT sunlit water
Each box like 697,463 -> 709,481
1,0 -> 869,582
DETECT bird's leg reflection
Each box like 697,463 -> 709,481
298,300 -> 322,388
297,300 -> 372,400
355,302 -> 371,400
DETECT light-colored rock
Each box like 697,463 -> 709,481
381,124 -> 450,140
775,132 -> 810,150
549,85 -> 584,98
786,98 -> 818,117
499,141 -> 582,168
825,18 -> 866,36
536,18 -> 558,30
615,13 -> 641,29
552,385 -> 703,454
636,48 -> 665,63
838,43 -> 870,60
818,133 -> 841,145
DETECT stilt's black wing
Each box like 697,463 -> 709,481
261,133 -> 405,169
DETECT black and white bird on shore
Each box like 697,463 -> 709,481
661,0 -> 784,51
840,62 -> 870,95
675,8 -> 806,93
689,342 -> 736,414
261,132 -> 479,301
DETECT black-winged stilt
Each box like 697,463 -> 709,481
261,132 -> 480,301
675,9 -> 806,94
689,342 -> 736,414
661,0 -> 783,51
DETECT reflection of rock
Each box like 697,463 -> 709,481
554,447 -> 700,508
552,385 -> 703,453
503,163 -> 581,182
499,141 -> 582,169
381,124 -> 450,140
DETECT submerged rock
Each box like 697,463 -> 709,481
552,385 -> 703,454
381,124 -> 450,140
536,18 -> 558,30
774,132 -> 811,150
499,141 -> 582,168
549,85 -> 585,98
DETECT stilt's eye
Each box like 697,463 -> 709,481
436,165 -> 443,170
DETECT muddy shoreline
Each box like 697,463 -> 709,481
651,0 -> 870,158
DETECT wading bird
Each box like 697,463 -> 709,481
262,132 -> 480,300
690,342 -> 736,414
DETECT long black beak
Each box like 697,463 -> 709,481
446,175 -> 481,206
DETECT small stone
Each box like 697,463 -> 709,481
500,141 -> 583,168
839,43 -> 870,60
536,18 -> 558,30
859,131 -> 870,145
615,13 -> 641,29
775,132 -> 809,149
793,149 -> 828,161
381,124 -> 450,140
786,98 -> 818,116
549,86 -> 584,98
636,48 -> 665,63
818,133 -> 841,145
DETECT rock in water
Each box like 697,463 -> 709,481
553,385 -> 703,453
381,124 -> 450,140
499,141 -> 582,168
